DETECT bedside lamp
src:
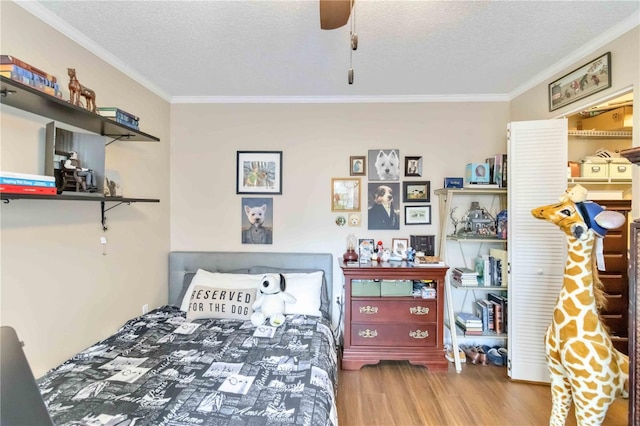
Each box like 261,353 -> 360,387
343,234 -> 358,262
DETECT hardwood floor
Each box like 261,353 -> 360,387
337,360 -> 628,426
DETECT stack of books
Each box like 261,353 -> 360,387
0,55 -> 63,99
452,267 -> 478,286
0,171 -> 56,195
97,107 -> 140,130
455,312 -> 483,335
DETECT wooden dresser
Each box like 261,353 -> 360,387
340,260 -> 448,371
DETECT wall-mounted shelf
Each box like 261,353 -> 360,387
568,177 -> 631,185
568,129 -> 632,138
1,193 -> 160,231
0,76 -> 159,142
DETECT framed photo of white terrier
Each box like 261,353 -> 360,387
241,197 -> 273,244
236,151 -> 283,194
368,149 -> 400,181
331,178 -> 361,212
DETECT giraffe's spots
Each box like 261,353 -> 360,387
563,278 -> 579,293
601,384 -> 613,395
563,298 -> 580,316
583,311 -> 599,332
575,288 -> 594,307
593,342 -> 610,361
566,262 -> 584,276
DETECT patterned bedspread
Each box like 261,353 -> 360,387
37,306 -> 338,426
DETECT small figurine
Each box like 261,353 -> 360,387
381,248 -> 391,262
377,241 -> 384,253
407,246 -> 416,262
68,68 -> 97,113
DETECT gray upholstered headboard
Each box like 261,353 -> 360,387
169,251 -> 334,318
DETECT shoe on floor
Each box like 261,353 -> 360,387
487,348 -> 504,366
460,344 -> 481,364
498,347 -> 508,365
444,345 -> 466,363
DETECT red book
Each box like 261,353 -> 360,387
0,184 -> 56,195
0,55 -> 57,83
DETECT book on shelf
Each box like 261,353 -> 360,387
0,55 -> 58,83
0,63 -> 63,99
463,182 -> 500,189
455,312 -> 482,326
0,171 -> 55,182
454,321 -> 484,335
488,293 -> 508,332
0,184 -> 56,195
413,255 -> 445,266
0,176 -> 55,188
489,248 -> 508,287
452,266 -> 479,286
98,107 -> 140,122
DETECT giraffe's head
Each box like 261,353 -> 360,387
531,185 -> 625,240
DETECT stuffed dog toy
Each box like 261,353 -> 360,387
251,273 -> 296,327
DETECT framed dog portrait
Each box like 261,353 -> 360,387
404,156 -> 423,177
368,182 -> 400,230
349,156 -> 366,176
403,181 -> 430,203
404,205 -> 432,225
331,178 -> 361,212
236,151 -> 283,194
392,238 -> 409,259
241,197 -> 273,244
368,149 -> 400,182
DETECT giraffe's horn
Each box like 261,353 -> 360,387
594,210 -> 626,230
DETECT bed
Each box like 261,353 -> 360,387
36,251 -> 338,426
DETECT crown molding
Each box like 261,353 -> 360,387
170,94 -> 510,104
15,0 -> 172,102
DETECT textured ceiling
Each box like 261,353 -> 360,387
18,0 -> 640,102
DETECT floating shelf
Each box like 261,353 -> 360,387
568,177 -> 631,185
1,193 -> 160,231
0,76 -> 159,142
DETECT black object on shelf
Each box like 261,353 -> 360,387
0,76 -> 159,142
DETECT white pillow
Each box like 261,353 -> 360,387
180,269 -> 262,312
282,271 -> 323,317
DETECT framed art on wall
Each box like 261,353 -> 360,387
368,182 -> 400,230
350,156 -> 366,176
402,181 -> 430,203
236,151 -> 283,194
368,149 -> 400,181
241,197 -> 273,244
392,238 -> 409,259
331,178 -> 361,212
404,205 -> 432,225
548,52 -> 611,111
404,156 -> 423,177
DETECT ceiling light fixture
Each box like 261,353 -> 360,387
348,0 -> 357,85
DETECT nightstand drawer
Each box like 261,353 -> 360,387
351,300 -> 436,323
351,323 -> 436,347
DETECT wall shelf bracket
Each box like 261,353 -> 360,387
101,200 -> 131,231
104,134 -> 133,146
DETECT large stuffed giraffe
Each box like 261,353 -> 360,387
531,185 -> 628,426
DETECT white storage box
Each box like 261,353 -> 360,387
609,162 -> 632,179
581,160 -> 608,178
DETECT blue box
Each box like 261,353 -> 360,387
444,177 -> 464,188
465,163 -> 491,184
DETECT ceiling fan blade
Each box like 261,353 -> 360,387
320,0 -> 353,30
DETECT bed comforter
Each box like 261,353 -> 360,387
37,306 -> 338,426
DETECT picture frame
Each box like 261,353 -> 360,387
368,149 -> 401,181
404,156 -> 423,177
549,52 -> 611,111
236,151 -> 283,194
402,181 -> 430,203
331,178 -> 361,212
392,238 -> 409,259
241,197 -> 273,244
404,205 -> 432,225
350,156 -> 366,176
358,238 -> 374,262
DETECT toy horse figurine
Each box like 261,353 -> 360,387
531,185 -> 628,426
68,68 -> 96,112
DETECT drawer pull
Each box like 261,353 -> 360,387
409,329 -> 429,339
359,306 -> 379,314
409,306 -> 429,315
358,329 -> 378,338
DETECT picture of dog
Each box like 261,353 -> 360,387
368,183 -> 400,230
368,149 -> 400,181
241,199 -> 273,244
348,213 -> 361,227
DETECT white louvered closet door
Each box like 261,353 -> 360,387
507,119 -> 568,383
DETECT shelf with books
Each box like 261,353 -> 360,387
0,76 -> 158,142
436,186 -> 508,373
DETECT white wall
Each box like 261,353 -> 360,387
170,102 -> 510,322
0,2 -> 171,377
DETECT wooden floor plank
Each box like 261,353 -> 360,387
337,361 -> 628,426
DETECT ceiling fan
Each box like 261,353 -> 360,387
319,0 -> 354,30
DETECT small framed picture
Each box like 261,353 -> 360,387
549,51 -> 611,111
404,205 -> 432,225
350,156 -> 366,176
358,238 -> 374,262
404,156 -> 423,177
236,151 -> 282,194
331,178 -> 361,212
403,181 -> 430,203
392,238 -> 409,259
